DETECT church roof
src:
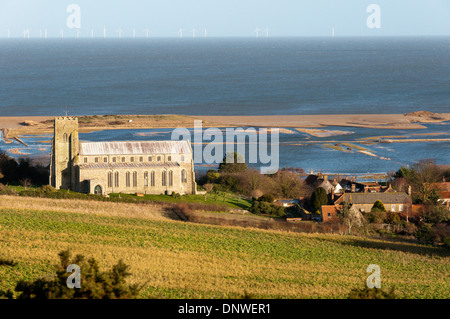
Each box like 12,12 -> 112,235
79,140 -> 191,156
78,162 -> 181,170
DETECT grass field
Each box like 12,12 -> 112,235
0,196 -> 449,299
109,192 -> 252,210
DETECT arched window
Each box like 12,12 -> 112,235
162,170 -> 167,186
107,172 -> 113,188
144,171 -> 149,187
133,171 -> 137,187
112,157 -> 117,163
181,169 -> 187,183
126,172 -> 131,187
150,171 -> 155,187
114,172 -> 119,187
168,170 -> 173,187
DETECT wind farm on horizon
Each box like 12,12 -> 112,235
2,26 -> 338,39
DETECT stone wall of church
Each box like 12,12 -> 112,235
78,161 -> 196,195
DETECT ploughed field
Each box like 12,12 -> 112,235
0,196 -> 449,298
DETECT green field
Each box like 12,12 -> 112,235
0,200 -> 449,299
109,192 -> 252,210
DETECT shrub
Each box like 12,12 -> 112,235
367,210 -> 387,224
171,192 -> 181,199
39,185 -> 57,194
423,205 -> 449,224
386,212 -> 401,225
249,201 -> 285,217
415,223 -> 434,244
348,286 -> 397,299
258,194 -> 274,203
371,200 -> 386,213
13,250 -> 141,299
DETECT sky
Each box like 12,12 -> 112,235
0,0 -> 449,38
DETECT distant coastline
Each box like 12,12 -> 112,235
0,112 -> 449,138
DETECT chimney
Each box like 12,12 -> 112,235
351,176 -> 356,182
351,183 -> 356,193
324,175 -> 328,181
364,185 -> 369,193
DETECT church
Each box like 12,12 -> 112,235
49,117 -> 197,196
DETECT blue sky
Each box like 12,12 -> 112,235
0,0 -> 449,38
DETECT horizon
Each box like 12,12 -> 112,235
1,0 -> 449,38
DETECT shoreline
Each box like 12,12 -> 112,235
0,112 -> 449,139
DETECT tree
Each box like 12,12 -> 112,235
275,170 -> 309,199
407,159 -> 442,204
423,205 -> 449,224
368,200 -> 387,223
203,183 -> 214,201
340,202 -> 365,235
218,152 -> 247,173
311,187 -> 328,213
371,200 -> 386,213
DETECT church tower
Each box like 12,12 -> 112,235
49,117 -> 79,190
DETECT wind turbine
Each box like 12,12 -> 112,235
45,29 -> 48,39
60,29 -> 64,39
117,28 -> 123,38
91,29 -> 94,38
178,28 -> 183,38
7,29 -> 10,38
331,27 -> 335,37
204,28 -> 207,38
265,27 -> 269,38
254,27 -> 261,38
192,28 -> 196,38
144,29 -> 150,38
103,26 -> 106,38
133,29 -> 136,38
39,29 -> 42,38
23,29 -> 30,39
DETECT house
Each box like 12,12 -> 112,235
339,178 -> 365,193
304,172 -> 341,194
276,199 -> 300,207
321,205 -> 341,222
430,177 -> 450,207
333,192 -> 411,213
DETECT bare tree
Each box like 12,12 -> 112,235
409,159 -> 442,203
19,178 -> 32,189
203,183 -> 214,201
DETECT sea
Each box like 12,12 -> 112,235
0,37 -> 449,176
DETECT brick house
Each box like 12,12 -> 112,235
333,192 -> 412,213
